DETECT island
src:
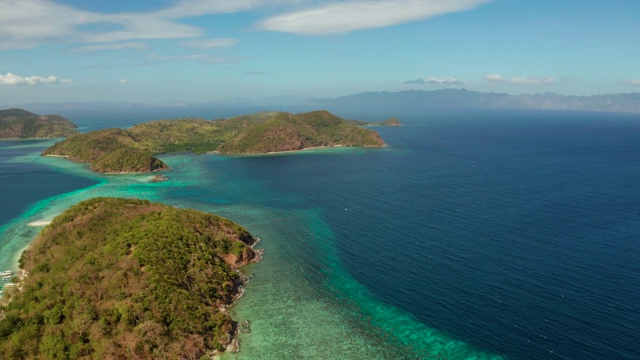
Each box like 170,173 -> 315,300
380,117 -> 402,126
0,197 -> 259,359
43,128 -> 171,174
42,110 -> 394,173
0,108 -> 78,139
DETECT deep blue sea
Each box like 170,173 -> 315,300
1,108 -> 639,359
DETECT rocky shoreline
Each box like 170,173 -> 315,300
212,236 -> 263,356
0,198 -> 265,358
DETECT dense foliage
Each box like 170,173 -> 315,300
42,129 -> 169,173
215,110 -> 385,154
42,110 -> 388,173
0,108 -> 78,139
0,197 -> 257,359
344,117 -> 402,127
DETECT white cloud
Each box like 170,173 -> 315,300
70,42 -> 149,52
0,0 -> 90,49
0,0 -> 205,49
258,0 -> 492,35
154,0 -> 285,18
510,76 -> 555,86
119,79 -> 128,83
0,72 -> 72,85
0,0 -> 493,50
483,73 -> 506,83
0,0 -> 282,50
182,38 -> 238,49
426,77 -> 462,85
483,73 -> 555,86
623,79 -> 640,87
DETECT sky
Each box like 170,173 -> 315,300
1,0 -> 639,104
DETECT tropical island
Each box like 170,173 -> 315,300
379,118 -> 402,126
0,108 -> 78,139
42,110 -> 396,174
0,197 -> 259,359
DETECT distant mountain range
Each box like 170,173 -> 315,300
315,89 -> 640,113
4,89 -> 640,114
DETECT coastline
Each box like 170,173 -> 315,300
0,137 -> 67,142
42,154 -> 69,158
26,219 -> 52,226
1,198 -> 265,357
210,143 -> 388,157
264,143 -> 388,154
2,136 -> 503,359
219,237 -> 264,355
43,143 -> 384,175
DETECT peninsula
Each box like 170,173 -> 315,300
42,110 -> 393,173
0,108 -> 78,139
0,197 -> 259,359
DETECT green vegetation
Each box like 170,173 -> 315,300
43,110 -> 388,173
0,108 -> 78,139
0,197 -> 257,359
381,117 -> 401,126
42,128 -> 169,173
345,117 -> 402,127
214,110 -> 385,154
91,147 -> 168,174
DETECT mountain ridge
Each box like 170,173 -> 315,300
316,89 -> 640,113
5,89 -> 639,114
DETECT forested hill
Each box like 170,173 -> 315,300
42,128 -> 171,174
43,110 -> 390,173
0,108 -> 78,139
0,197 -> 258,359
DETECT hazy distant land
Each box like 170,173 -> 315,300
6,89 -> 640,115
0,108 -> 78,139
317,89 -> 640,113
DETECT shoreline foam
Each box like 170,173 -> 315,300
26,220 -> 51,226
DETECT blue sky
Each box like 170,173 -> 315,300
1,0 -> 639,104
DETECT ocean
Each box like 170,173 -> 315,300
1,108 -> 639,359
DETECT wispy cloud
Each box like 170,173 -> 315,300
405,77 -> 463,85
0,0 -> 282,50
0,0 -> 203,49
0,0 -> 493,50
258,0 -> 493,35
0,0 -> 90,49
70,42 -> 149,52
483,73 -> 555,86
426,77 -> 462,85
0,72 -> 72,85
510,76 -> 555,86
622,78 -> 640,87
483,73 -> 507,83
182,38 -> 238,49
153,0 -> 288,18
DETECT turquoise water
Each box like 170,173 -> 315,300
2,109 -> 640,359
0,140 -> 500,359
